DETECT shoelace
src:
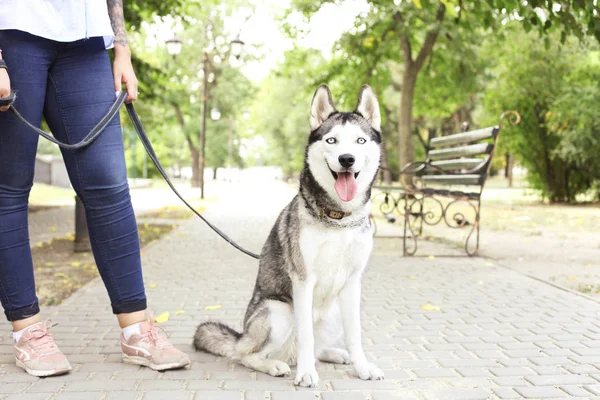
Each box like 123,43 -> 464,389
24,320 -> 59,355
142,319 -> 173,349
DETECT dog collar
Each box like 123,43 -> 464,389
319,207 -> 351,220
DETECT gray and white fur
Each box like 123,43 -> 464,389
193,84 -> 384,387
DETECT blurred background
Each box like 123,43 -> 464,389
34,0 -> 600,204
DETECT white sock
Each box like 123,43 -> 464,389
122,322 -> 142,340
13,324 -> 37,343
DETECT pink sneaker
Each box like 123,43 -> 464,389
121,320 -> 190,371
14,320 -> 72,377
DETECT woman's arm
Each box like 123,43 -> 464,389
107,0 -> 138,103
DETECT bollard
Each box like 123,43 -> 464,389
74,196 -> 91,252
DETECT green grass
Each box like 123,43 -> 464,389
30,183 -> 75,205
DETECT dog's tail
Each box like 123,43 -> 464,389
193,321 -> 241,359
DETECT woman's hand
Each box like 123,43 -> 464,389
112,47 -> 138,103
0,66 -> 11,112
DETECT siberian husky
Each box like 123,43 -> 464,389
193,84 -> 383,387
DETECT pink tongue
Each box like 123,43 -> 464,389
334,172 -> 357,202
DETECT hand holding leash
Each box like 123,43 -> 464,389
0,56 -> 12,112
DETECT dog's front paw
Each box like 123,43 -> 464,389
268,361 -> 291,377
353,362 -> 384,380
294,368 -> 320,388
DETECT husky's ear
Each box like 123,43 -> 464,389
355,85 -> 381,132
310,84 -> 336,131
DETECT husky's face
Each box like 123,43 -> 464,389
306,85 -> 382,205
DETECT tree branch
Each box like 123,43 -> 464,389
393,12 -> 413,65
414,3 -> 446,71
173,103 -> 197,150
172,103 -> 186,129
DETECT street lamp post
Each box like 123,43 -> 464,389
199,36 -> 244,198
166,37 -> 183,58
200,52 -> 210,199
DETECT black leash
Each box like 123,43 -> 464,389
3,91 -> 261,260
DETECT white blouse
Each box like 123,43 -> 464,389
0,0 -> 115,48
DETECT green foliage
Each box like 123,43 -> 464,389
252,52 -> 317,178
548,53 -> 600,197
281,0 -> 600,181
122,1 -> 256,180
483,26 -> 599,202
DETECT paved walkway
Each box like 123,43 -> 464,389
2,181 -> 600,399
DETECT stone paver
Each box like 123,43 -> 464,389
1,181 -> 600,399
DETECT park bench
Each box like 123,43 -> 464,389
373,110 -> 520,256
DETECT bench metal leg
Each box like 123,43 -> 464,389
464,198 -> 481,257
403,193 -> 419,256
418,197 -> 424,237
403,194 -> 408,256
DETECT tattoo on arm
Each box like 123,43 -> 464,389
107,0 -> 128,47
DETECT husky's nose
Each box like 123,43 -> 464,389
338,154 -> 355,169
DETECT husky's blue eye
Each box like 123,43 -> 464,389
325,137 -> 336,144
357,137 -> 367,144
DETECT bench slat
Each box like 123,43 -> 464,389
422,174 -> 482,186
430,127 -> 498,148
426,158 -> 486,172
428,143 -> 492,161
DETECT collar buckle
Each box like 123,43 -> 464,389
319,207 -> 349,220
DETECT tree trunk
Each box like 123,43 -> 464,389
213,167 -> 218,181
380,144 -> 393,185
395,4 -> 445,172
190,147 -> 200,188
506,153 -> 514,188
398,66 -> 417,171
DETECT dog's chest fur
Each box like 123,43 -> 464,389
298,222 -> 372,320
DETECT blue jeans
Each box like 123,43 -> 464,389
0,30 -> 146,321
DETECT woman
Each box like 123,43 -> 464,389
0,1 -> 190,376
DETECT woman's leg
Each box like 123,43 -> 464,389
0,30 -> 50,327
42,37 -> 147,321
0,30 -> 72,377
42,37 -> 189,370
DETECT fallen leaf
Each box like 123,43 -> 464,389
45,262 -> 55,267
149,284 -> 157,289
205,305 -> 222,311
48,226 -> 57,232
154,312 -> 170,323
567,276 -> 578,281
483,262 -> 494,267
376,273 -> 381,278
427,255 -> 435,260
175,310 -> 185,315
409,276 -> 416,280
70,262 -> 81,267
585,263 -> 593,267
477,281 -> 484,285
421,304 -> 440,311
